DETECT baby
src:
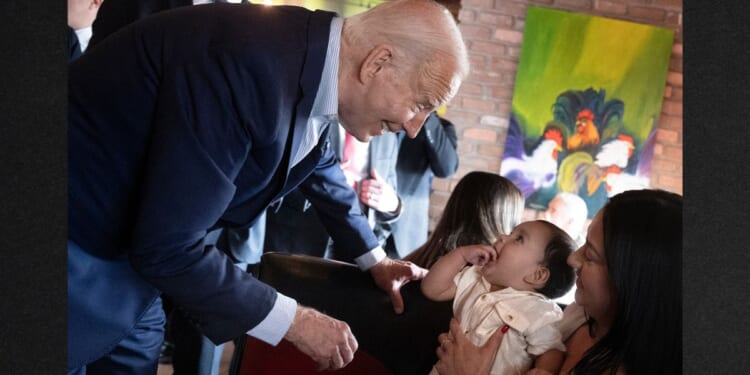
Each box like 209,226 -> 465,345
422,220 -> 576,375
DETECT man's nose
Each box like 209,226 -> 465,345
403,111 -> 430,138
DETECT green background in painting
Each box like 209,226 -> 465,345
512,6 -> 674,142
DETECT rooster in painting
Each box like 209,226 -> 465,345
500,117 -> 564,198
567,109 -> 600,151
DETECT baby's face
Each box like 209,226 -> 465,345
480,221 -> 550,290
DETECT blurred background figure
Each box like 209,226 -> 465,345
67,0 -> 104,61
542,191 -> 588,305
542,192 -> 588,246
264,123 -> 401,262
385,108 -> 459,259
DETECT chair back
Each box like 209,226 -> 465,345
230,252 -> 453,375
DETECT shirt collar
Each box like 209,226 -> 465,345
309,16 -> 342,121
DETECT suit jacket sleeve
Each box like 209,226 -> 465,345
422,113 -> 459,178
298,145 -> 381,263
126,58 -> 282,344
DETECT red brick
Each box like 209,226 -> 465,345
656,129 -> 679,143
671,87 -> 683,101
667,72 -> 683,87
661,100 -> 682,116
430,191 -> 451,208
507,46 -> 522,58
595,0 -> 627,14
491,86 -> 515,100
478,144 -> 505,157
659,114 -> 682,130
460,24 -> 493,40
513,18 -> 526,32
656,175 -> 682,194
557,0 -> 593,9
662,145 -> 683,160
443,110 -> 480,126
663,86 -> 672,99
497,101 -> 512,116
464,128 -> 498,142
431,178 -> 451,193
477,13 -> 514,28
490,56 -> 519,71
458,9 -> 476,23
653,143 -> 664,156
470,40 -> 506,55
627,6 -> 667,22
480,115 -> 509,128
493,2 -> 528,17
665,11 -> 682,27
463,97 -> 497,113
468,53 -> 487,71
669,57 -> 682,73
655,0 -> 682,7
672,43 -> 683,57
462,0 -> 494,9
528,0 -> 553,4
493,29 -> 524,45
459,82 -> 483,96
651,159 -> 678,172
457,142 -> 474,155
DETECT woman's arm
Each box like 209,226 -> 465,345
527,350 -> 565,375
421,244 -> 496,301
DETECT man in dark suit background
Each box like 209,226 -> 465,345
386,111 -> 459,258
264,126 -> 402,261
67,1 -> 469,374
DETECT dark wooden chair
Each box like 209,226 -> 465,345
229,252 -> 453,375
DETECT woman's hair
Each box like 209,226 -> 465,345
404,171 -> 524,269
572,189 -> 682,375
535,221 -> 576,299
344,0 -> 470,106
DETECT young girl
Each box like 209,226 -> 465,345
404,171 -> 524,269
422,220 -> 576,375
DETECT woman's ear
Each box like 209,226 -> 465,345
524,266 -> 550,288
358,44 -> 393,84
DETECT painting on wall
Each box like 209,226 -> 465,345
499,6 -> 674,218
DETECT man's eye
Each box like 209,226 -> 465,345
515,235 -> 523,243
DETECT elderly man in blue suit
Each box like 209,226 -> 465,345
67,0 -> 469,374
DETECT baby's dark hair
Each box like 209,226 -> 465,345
535,220 -> 577,299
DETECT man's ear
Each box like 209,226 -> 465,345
523,266 -> 550,288
359,44 -> 393,84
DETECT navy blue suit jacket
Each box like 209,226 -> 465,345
68,3 -> 378,360
264,128 -> 401,261
389,113 -> 458,257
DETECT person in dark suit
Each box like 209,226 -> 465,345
86,2 -> 259,374
67,1 -> 469,374
264,125 -> 402,261
67,0 -> 104,61
386,111 -> 459,258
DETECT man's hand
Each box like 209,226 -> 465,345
370,257 -> 428,314
284,306 -> 359,371
434,318 -> 506,375
360,169 -> 400,214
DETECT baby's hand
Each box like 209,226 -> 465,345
459,245 -> 497,266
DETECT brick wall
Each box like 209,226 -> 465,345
429,0 -> 683,230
